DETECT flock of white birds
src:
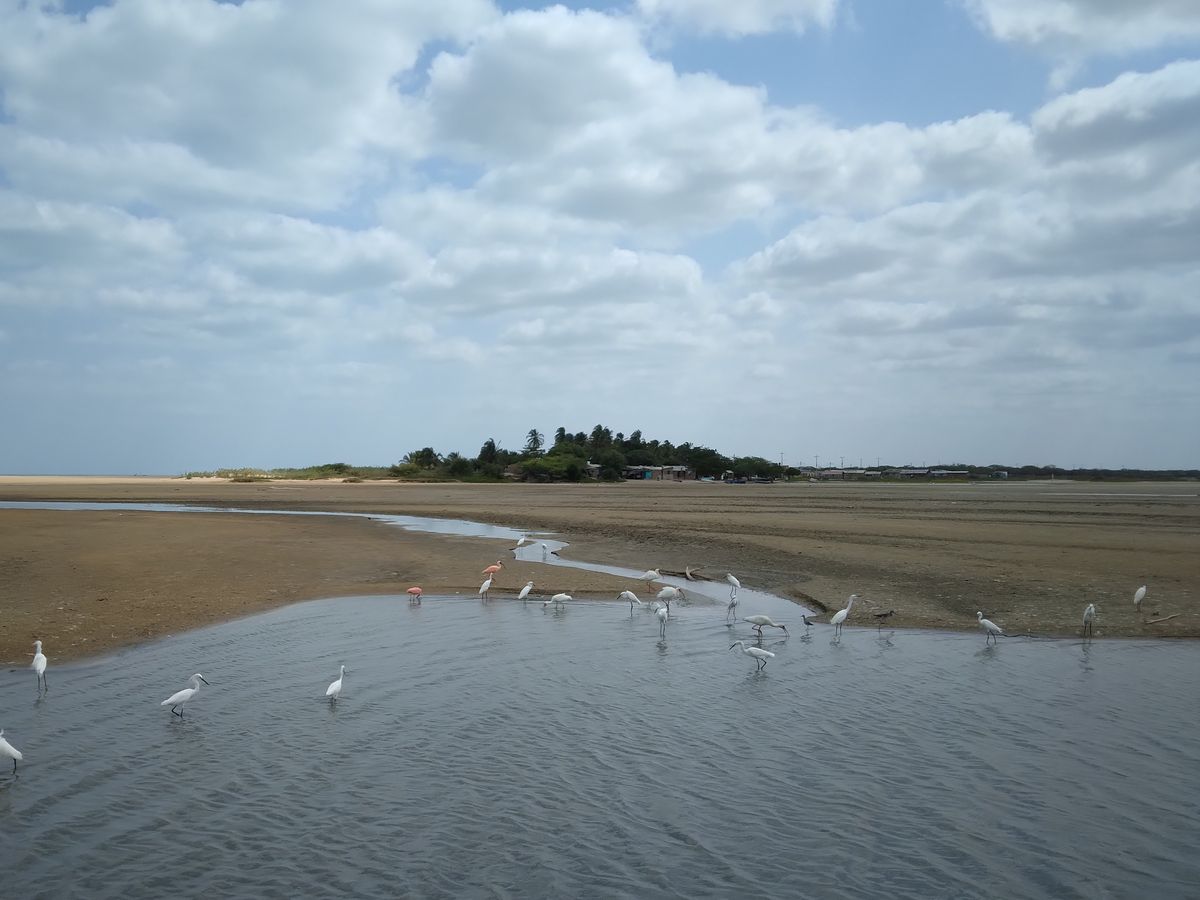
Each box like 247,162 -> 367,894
0,568 -> 1151,777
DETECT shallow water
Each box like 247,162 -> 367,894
2,593 -> 1198,899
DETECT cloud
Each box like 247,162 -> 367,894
961,0 -> 1200,55
635,0 -> 839,37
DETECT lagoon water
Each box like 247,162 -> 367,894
3,591 -> 1199,899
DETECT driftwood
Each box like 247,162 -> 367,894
1145,614 -> 1179,625
660,567 -> 715,582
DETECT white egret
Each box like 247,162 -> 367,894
977,611 -> 1004,644
656,586 -> 684,615
725,573 -> 741,600
0,729 -> 22,774
540,542 -> 550,560
515,535 -> 527,548
743,615 -> 788,636
639,568 -> 662,588
406,586 -> 422,604
830,594 -> 858,637
326,665 -> 346,702
32,639 -> 48,690
1083,603 -> 1097,638
518,581 -> 534,602
1133,585 -> 1146,613
479,576 -> 493,601
656,605 -> 669,638
161,673 -> 210,719
619,590 -> 642,613
546,592 -> 571,610
729,640 -> 775,671
726,593 -> 740,622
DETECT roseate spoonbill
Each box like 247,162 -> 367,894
483,561 -> 504,577
729,640 -> 774,671
406,587 -> 423,603
161,673 -> 210,719
977,611 -> 1004,644
743,615 -> 788,635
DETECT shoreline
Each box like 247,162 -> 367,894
2,477 -> 1197,663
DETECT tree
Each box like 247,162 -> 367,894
403,447 -> 441,469
523,428 -> 545,457
477,438 -> 498,465
442,452 -> 472,476
554,426 -> 568,445
592,447 -> 627,480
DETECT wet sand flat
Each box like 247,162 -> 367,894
1,476 -> 1196,663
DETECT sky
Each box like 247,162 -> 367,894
1,0 -> 1198,474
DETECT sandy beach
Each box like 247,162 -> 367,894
1,476 -> 1197,664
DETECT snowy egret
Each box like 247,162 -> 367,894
977,611 -> 1004,644
1083,603 -> 1097,638
729,640 -> 775,671
483,561 -> 504,577
406,586 -> 423,604
518,581 -> 534,602
0,729 -> 22,774
743,615 -> 788,636
540,542 -> 550,560
656,586 -> 683,614
639,568 -> 662,588
656,605 -> 669,638
725,573 -> 740,599
830,594 -> 858,637
161,673 -> 210,719
619,590 -> 642,613
32,639 -> 47,690
515,535 -> 527,548
479,576 -> 493,600
1133,585 -> 1146,613
326,665 -> 346,702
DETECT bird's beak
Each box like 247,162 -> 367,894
200,676 -> 211,685
728,644 -> 737,651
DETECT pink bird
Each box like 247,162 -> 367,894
482,561 -> 504,576
406,586 -> 423,604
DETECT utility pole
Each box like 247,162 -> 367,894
814,454 -> 819,468
840,456 -> 845,468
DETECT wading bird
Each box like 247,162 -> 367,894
515,535 -> 527,548
1083,603 -> 1097,638
725,573 -> 740,599
639,568 -> 662,589
1133,585 -> 1146,614
726,593 -> 740,622
619,590 -> 642,613
406,587 -> 423,604
479,576 -> 493,601
326,665 -> 346,702
0,730 -> 22,775
656,605 -> 669,638
743,615 -> 788,636
483,561 -> 504,577
161,673 -> 210,719
32,640 -> 47,690
547,592 -> 571,610
801,614 -> 817,629
831,594 -> 858,637
656,586 -> 683,614
540,543 -> 550,560
872,609 -> 896,629
977,611 -> 1004,645
518,581 -> 534,602
729,640 -> 775,671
